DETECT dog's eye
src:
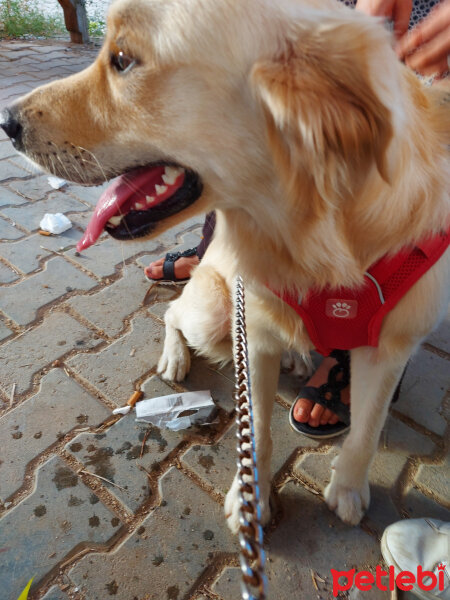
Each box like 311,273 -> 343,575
111,51 -> 136,73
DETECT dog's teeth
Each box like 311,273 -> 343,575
155,184 -> 168,196
107,216 -> 122,226
162,166 -> 183,185
146,195 -> 155,205
135,202 -> 144,210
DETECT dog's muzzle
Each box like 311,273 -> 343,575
0,106 -> 24,151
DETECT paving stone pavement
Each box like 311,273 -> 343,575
0,38 -> 448,600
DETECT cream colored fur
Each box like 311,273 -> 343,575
8,0 -> 449,530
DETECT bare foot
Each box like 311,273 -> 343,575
292,356 -> 350,427
144,254 -> 200,281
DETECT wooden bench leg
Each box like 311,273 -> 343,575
57,0 -> 89,44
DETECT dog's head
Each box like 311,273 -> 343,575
0,0 -> 397,252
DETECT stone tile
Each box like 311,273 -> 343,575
210,568 -> 240,600
395,347 -> 448,435
68,235 -> 160,278
0,215 -> 24,240
211,482 -> 382,600
8,153 -> 44,175
31,45 -> 74,54
403,487 -> 450,521
0,456 -> 121,600
0,186 -> 29,206
173,229 -> 204,252
147,301 -> 169,321
68,314 -> 164,406
67,264 -> 150,337
426,306 -> 450,354
415,454 -> 450,507
0,83 -> 35,103
183,402 -> 319,496
0,312 -> 102,396
0,158 -> 30,180
1,75 -> 39,87
69,467 -> 236,600
0,229 -> 84,274
0,261 -> 18,283
0,257 -> 97,325
66,403 -> 182,512
369,416 -> 436,530
182,357 -> 236,413
0,320 -> 13,342
0,141 -> 16,160
7,175 -> 52,201
295,416 -> 435,531
0,191 -> 87,232
0,369 -> 110,502
67,182 -> 109,207
42,586 -> 69,600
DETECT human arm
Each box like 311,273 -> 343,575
396,0 -> 450,77
355,0 -> 412,38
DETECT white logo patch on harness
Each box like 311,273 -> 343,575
326,299 -> 358,319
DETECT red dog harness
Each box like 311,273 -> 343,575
272,229 -> 450,356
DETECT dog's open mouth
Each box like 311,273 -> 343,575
76,164 -> 203,251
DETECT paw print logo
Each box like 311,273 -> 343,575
332,301 -> 351,318
325,298 -> 357,319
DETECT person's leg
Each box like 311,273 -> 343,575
144,212 -> 215,281
196,211 -> 216,259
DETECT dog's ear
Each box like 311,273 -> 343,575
251,22 -> 393,202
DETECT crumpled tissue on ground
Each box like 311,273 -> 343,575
39,213 -> 72,234
135,390 -> 216,431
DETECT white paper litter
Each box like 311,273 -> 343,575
112,406 -> 131,415
47,176 -> 67,189
135,390 -> 216,431
39,213 -> 72,234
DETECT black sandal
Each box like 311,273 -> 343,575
144,247 -> 198,283
289,350 -> 406,440
289,350 -> 351,439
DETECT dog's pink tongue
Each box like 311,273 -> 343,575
76,167 -> 165,252
77,177 -> 126,251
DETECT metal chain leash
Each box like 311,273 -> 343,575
233,275 -> 267,600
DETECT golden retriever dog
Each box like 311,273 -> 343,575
1,0 -> 449,532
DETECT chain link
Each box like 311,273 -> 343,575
233,275 -> 267,600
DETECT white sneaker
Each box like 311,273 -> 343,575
381,518 -> 450,600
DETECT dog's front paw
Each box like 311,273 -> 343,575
224,477 -> 271,534
224,485 -> 241,534
157,341 -> 191,382
324,472 -> 370,525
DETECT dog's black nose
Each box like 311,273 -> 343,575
0,107 -> 23,148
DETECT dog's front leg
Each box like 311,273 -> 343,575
158,299 -> 191,382
225,339 -> 282,534
324,346 -> 410,525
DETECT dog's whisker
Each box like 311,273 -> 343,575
65,154 -> 87,184
77,146 -> 109,184
55,154 -> 75,182
48,154 -> 57,177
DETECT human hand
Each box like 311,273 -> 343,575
356,0 -> 412,38
396,0 -> 450,78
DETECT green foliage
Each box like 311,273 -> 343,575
0,0 -> 64,39
88,19 -> 105,37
